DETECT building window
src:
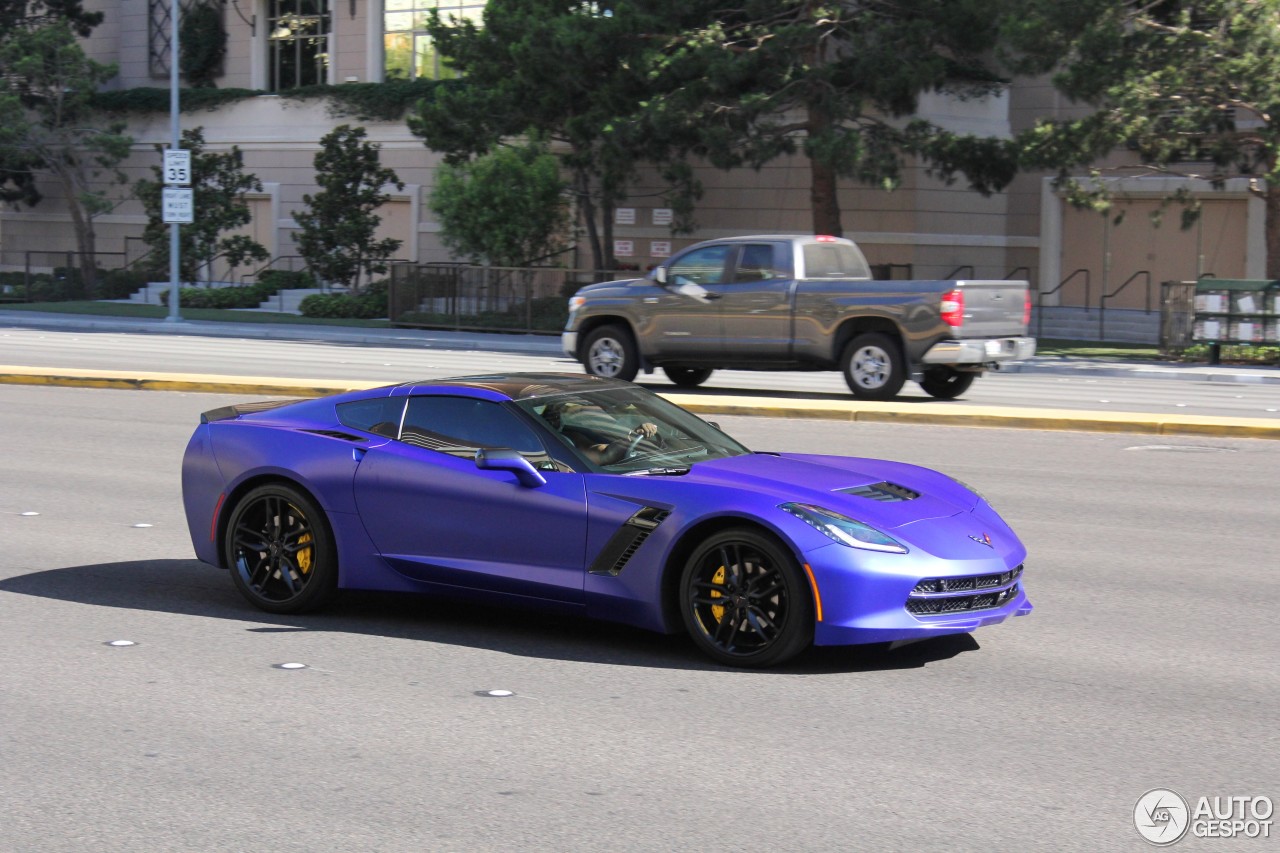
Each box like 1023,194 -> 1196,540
384,0 -> 482,81
268,0 -> 330,90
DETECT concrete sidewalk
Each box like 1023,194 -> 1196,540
4,306 -> 1280,385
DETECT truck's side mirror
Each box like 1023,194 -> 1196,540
475,448 -> 547,488
654,266 -> 667,285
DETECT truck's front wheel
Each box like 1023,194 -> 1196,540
582,325 -> 639,382
841,333 -> 906,400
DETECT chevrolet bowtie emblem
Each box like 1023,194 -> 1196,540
969,533 -> 993,548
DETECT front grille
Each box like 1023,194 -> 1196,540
906,566 -> 1023,616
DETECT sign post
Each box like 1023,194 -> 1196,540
164,0 -> 185,324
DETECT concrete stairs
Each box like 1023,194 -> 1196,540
1033,306 -> 1161,344
110,282 -> 339,315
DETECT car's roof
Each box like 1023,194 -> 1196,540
400,372 -> 634,400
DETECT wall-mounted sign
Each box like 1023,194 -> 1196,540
615,207 -> 636,225
652,208 -> 673,226
650,241 -> 672,257
613,240 -> 635,257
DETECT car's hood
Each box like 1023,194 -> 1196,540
680,452 -> 978,529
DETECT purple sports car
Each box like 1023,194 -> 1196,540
181,373 -> 1030,667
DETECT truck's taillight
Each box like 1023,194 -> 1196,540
1023,289 -> 1033,326
940,289 -> 964,327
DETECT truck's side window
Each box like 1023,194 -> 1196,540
668,245 -> 732,285
730,244 -> 777,283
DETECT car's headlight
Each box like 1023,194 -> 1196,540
780,503 -> 908,553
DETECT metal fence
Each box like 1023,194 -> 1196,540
389,264 -> 627,334
0,251 -> 135,303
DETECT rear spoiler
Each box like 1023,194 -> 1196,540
201,398 -> 307,424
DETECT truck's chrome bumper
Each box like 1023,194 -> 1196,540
561,331 -> 578,358
922,337 -> 1036,365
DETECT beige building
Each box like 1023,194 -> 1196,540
0,0 -> 1259,339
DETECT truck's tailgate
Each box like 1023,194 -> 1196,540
955,280 -> 1028,337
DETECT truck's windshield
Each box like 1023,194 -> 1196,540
802,243 -> 871,279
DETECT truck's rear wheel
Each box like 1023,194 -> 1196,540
920,367 -> 976,400
582,325 -> 639,382
663,367 -> 712,388
841,333 -> 906,400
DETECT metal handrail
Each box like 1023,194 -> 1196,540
240,255 -> 307,287
1036,268 -> 1091,338
943,265 -> 975,279
1099,270 -> 1152,340
1003,266 -> 1030,280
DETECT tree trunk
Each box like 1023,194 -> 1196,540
1266,183 -> 1280,280
576,167 -> 605,276
59,174 -> 98,298
806,103 -> 843,238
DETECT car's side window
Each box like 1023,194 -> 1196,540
668,244 -> 732,285
399,395 -> 545,458
337,396 -> 406,437
729,243 -> 778,284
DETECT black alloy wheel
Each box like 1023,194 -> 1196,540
663,366 -> 713,388
581,324 -> 640,382
680,528 -> 813,667
919,366 -> 977,400
224,483 -> 338,614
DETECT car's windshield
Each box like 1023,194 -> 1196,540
515,385 -> 751,473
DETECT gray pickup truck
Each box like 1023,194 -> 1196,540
562,234 -> 1036,400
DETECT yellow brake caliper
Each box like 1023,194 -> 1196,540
296,533 -> 313,574
710,565 -> 726,622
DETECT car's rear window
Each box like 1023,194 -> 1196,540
802,243 -> 871,279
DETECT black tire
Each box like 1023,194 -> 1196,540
223,483 -> 338,614
663,366 -> 713,388
679,528 -> 814,668
919,367 -> 977,400
581,325 -> 639,382
841,332 -> 906,400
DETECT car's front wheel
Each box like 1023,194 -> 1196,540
680,528 -> 813,667
581,325 -> 639,382
224,483 -> 338,614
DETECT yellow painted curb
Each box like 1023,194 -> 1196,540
3,365 -> 1279,440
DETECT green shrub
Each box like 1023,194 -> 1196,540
98,268 -> 154,300
299,280 -> 388,319
159,282 -> 275,308
258,269 -> 315,290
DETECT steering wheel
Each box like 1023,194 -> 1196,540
624,430 -> 648,459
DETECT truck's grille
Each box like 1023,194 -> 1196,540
906,566 -> 1023,616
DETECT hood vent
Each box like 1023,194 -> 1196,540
839,481 -> 920,502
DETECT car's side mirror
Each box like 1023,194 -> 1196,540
475,448 -> 547,488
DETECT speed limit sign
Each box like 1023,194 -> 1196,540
163,149 -> 191,186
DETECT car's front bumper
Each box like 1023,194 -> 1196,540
562,331 -> 578,359
922,336 -> 1036,366
804,541 -> 1032,647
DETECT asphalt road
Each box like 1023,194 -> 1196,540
2,325 -> 1279,418
1,385 -> 1276,852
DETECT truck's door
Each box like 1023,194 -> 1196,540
644,242 -> 733,359
708,241 -> 795,361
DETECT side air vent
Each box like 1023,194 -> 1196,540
589,507 -> 671,576
839,481 -> 920,502
300,429 -> 367,443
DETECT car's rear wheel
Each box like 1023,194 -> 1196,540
582,325 -> 639,382
920,366 -> 976,399
680,528 -> 813,667
841,332 -> 906,400
663,366 -> 712,388
224,483 -> 338,614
